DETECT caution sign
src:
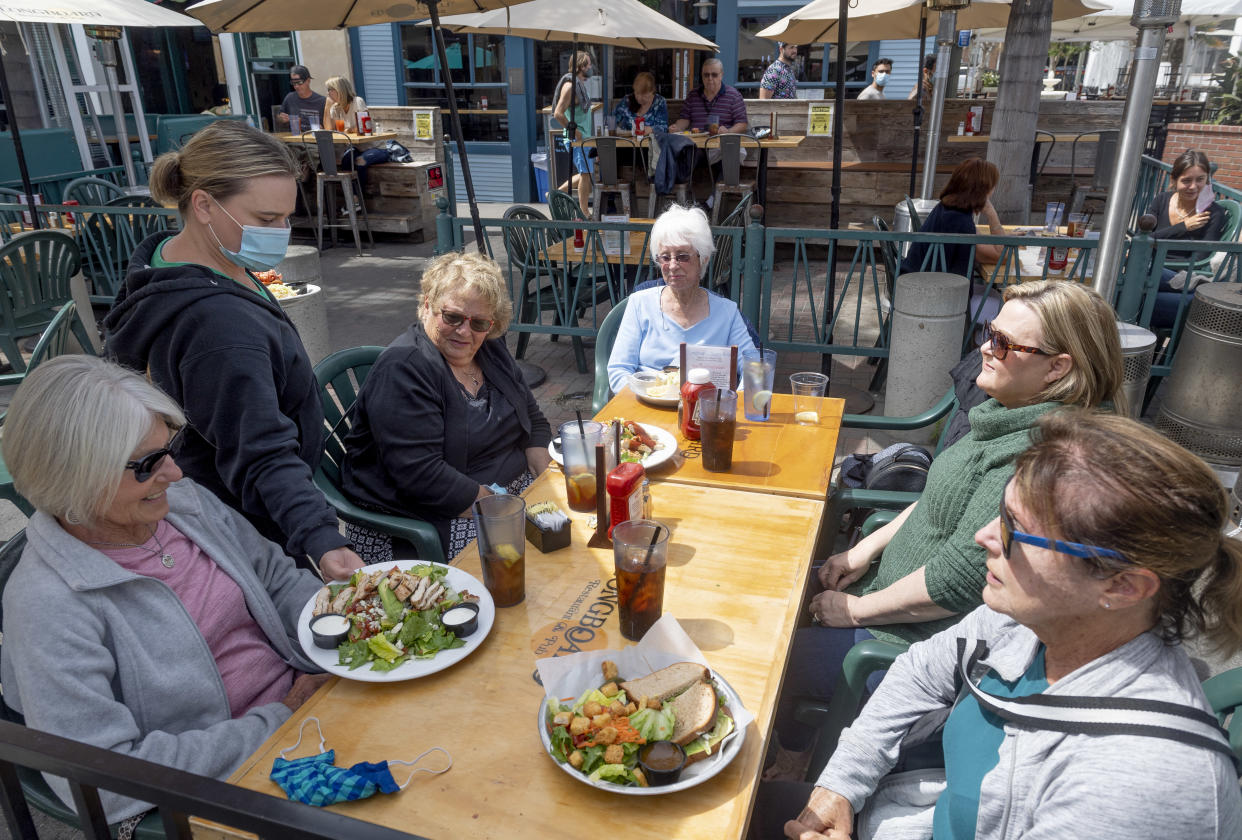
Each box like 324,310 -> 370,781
414,111 -> 434,140
807,103 -> 833,137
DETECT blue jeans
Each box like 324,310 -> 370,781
774,625 -> 879,751
340,146 -> 390,193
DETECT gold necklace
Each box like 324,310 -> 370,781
88,524 -> 176,569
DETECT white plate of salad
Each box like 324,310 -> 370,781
297,561 -> 494,683
536,668 -> 745,795
548,420 -> 677,471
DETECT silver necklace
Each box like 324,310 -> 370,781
89,525 -> 176,569
454,365 -> 481,389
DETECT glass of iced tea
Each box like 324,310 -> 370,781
334,118 -> 346,133
472,495 -> 527,607
698,388 -> 737,472
559,420 -> 604,512
613,519 -> 670,641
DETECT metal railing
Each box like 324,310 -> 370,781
0,718 -> 424,840
0,166 -> 132,205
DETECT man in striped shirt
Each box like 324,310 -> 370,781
671,57 -> 750,184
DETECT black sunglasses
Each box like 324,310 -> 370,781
981,321 -> 1051,361
440,309 -> 494,334
126,428 -> 185,483
290,78 -> 307,88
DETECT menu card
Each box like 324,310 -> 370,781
602,214 -> 630,257
680,343 -> 738,390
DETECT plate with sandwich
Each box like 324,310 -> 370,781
537,660 -> 744,795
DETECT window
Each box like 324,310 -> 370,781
611,47 -> 677,105
399,27 -> 507,142
734,17 -> 869,93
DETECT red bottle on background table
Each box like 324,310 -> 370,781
679,368 -> 713,441
635,116 -> 644,138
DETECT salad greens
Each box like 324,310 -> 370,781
545,689 -> 679,786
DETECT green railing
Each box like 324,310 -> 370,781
1,166 -> 132,205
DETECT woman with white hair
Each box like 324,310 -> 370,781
0,356 -> 328,826
606,204 -> 755,393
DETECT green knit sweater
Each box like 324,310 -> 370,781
852,398 -> 1061,646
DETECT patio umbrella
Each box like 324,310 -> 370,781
187,0 -> 538,249
758,0 -> 1109,228
428,0 -> 716,227
974,0 -> 1242,42
0,0 -> 200,227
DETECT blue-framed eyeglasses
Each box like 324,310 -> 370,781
998,478 -> 1127,564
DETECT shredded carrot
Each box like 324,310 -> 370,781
579,716 -> 646,747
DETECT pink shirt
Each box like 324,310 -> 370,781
99,520 -> 295,718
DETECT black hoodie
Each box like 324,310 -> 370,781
102,232 -> 348,563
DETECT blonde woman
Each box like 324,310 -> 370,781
102,121 -> 363,582
341,252 -> 552,562
769,280 -> 1125,772
323,75 -> 367,133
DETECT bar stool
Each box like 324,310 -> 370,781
642,134 -> 690,216
704,134 -> 756,225
577,137 -> 637,219
306,130 -> 374,255
1067,129 -> 1119,217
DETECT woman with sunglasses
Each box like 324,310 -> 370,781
767,281 -> 1123,778
781,409 -> 1242,840
607,204 -> 755,393
341,251 -> 552,561
103,121 -> 364,583
1,357 -> 331,826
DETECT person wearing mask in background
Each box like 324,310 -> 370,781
857,58 -> 893,101
103,121 -> 364,583
277,65 -> 327,129
909,53 -> 937,102
759,42 -> 799,100
551,50 -> 596,212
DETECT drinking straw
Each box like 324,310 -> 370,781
642,524 -> 662,568
614,418 -> 621,466
474,500 -> 493,554
575,410 -> 585,435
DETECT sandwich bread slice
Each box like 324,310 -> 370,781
619,662 -> 709,704
668,680 -> 720,746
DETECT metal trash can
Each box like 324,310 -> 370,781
1155,283 -> 1242,466
894,197 -> 939,259
1116,321 -> 1156,419
1229,472 -> 1241,537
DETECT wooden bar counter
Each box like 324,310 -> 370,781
196,470 -> 827,840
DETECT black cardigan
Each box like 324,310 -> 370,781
340,321 -> 552,552
1146,191 -> 1228,262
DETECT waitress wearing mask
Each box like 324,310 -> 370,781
857,58 -> 893,100
104,121 -> 364,582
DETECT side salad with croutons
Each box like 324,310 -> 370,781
309,564 -> 478,672
544,660 -> 736,788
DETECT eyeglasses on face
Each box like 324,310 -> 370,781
440,308 -> 494,333
981,321 -> 1050,361
997,478 -> 1127,564
126,428 -> 185,483
290,78 -> 306,88
656,252 -> 696,265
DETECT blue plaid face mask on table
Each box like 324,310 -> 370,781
269,717 -> 452,807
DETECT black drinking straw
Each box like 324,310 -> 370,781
642,524 -> 661,569
575,409 -> 585,435
474,499 -> 493,554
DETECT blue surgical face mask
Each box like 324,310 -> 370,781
208,196 -> 291,272
875,72 -> 890,87
269,717 -> 452,807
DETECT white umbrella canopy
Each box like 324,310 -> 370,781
757,0 -> 1110,43
974,0 -> 1242,41
0,0 -> 200,26
429,0 -> 719,51
184,0 -> 535,33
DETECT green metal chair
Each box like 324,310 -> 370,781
313,346 -> 446,564
548,188 -> 586,222
0,186 -> 30,242
0,231 -> 81,374
77,195 -> 175,304
709,193 -> 752,298
591,297 -> 630,415
904,196 -> 924,231
61,175 -> 126,208
0,529 -> 165,839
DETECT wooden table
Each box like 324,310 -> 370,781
273,130 -> 398,146
201,470 -> 827,840
562,218 -> 654,268
597,388 -> 845,501
975,225 -> 1091,285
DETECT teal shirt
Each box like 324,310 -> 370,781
933,646 -> 1050,839
152,239 -> 274,304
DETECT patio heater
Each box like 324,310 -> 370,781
918,0 -> 970,202
1116,321 -> 1156,420
1154,283 -> 1242,468
1091,0 -> 1181,302
84,24 -> 140,190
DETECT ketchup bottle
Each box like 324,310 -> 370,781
679,368 -> 713,441
607,462 -> 646,535
635,116 -> 644,138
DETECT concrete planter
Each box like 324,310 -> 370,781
279,284 -> 331,367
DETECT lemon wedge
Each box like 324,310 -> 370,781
795,410 -> 819,425
495,543 -> 523,566
751,390 -> 772,413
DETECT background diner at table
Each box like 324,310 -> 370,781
607,205 -> 755,394
768,281 -> 1124,778
102,121 -> 364,582
900,158 -> 1006,279
777,410 -> 1242,840
0,357 -> 328,827
341,251 -> 552,563
613,71 -> 669,134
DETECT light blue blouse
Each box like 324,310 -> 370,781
606,286 -> 755,393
